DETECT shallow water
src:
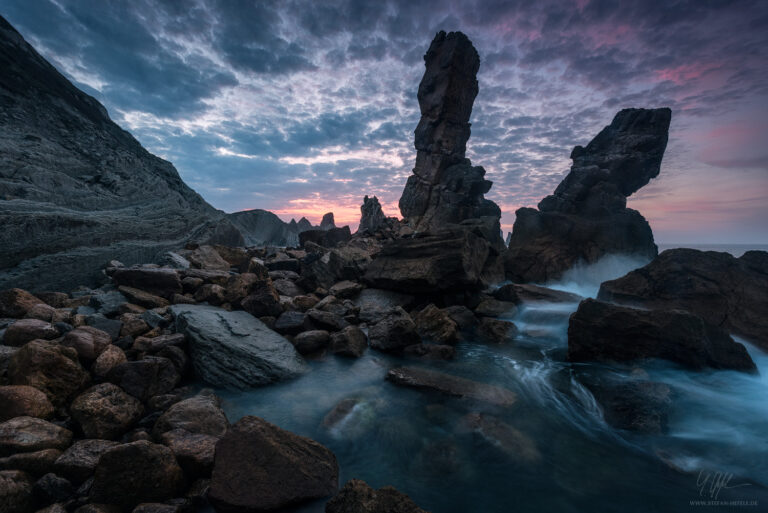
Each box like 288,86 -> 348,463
212,254 -> 768,512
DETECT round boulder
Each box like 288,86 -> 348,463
3,318 -> 59,347
8,340 -> 90,406
0,385 -> 54,422
70,384 -> 144,440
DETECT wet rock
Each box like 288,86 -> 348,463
441,305 -> 478,331
412,304 -> 459,344
8,340 -> 89,406
193,284 -> 226,306
386,367 -> 516,407
0,289 -> 44,318
456,413 -> 540,462
84,315 -> 122,342
0,385 -> 54,422
171,305 -> 306,389
476,318 -> 518,343
120,314 -> 150,338
131,504 -> 179,513
223,273 -> 263,306
3,318 -> 58,347
89,291 -> 128,317
33,472 -> 74,505
598,248 -> 768,351
90,441 -> 184,508
117,287 -> 169,309
70,383 -> 144,440
132,334 -> 185,354
0,417 -> 72,456
0,345 -> 16,384
273,311 -> 309,335
307,309 -> 348,332
153,392 -> 228,438
581,376 -> 671,434
62,326 -> 112,361
404,343 -> 455,360
398,31 -> 500,235
493,283 -> 582,304
330,326 -> 368,358
112,269 -> 183,299
326,478 -> 429,513
54,440 -> 119,484
0,448 -> 61,476
474,298 -> 517,318
0,470 -> 35,513
506,108 -> 671,283
293,330 -> 330,354
368,307 -> 420,352
158,429 -> 217,478
272,278 -> 304,298
107,357 -> 180,402
91,346 -> 127,379
209,416 -> 338,512
73,505 -> 121,513
568,299 -> 757,372
329,281 -> 364,299
22,303 -> 56,322
241,283 -> 283,318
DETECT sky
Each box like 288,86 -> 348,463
2,0 -> 767,243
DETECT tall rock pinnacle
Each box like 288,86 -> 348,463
398,31 -> 500,234
506,107 -> 672,283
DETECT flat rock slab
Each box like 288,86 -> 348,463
386,367 -> 516,407
171,305 -> 306,389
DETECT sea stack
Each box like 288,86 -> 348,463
506,108 -> 671,283
398,30 -> 501,236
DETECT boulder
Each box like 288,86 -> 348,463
292,330 -> 330,355
152,392 -> 228,438
273,311 -> 309,336
493,283 -> 582,304
90,441 -> 184,508
208,416 -> 338,512
3,319 -> 59,347
171,305 -> 306,389
368,307 -> 420,352
473,299 -> 517,318
32,472 -> 75,505
181,245 -> 230,271
456,413 -> 540,462
240,283 -> 283,318
476,318 -> 518,344
299,227 -> 352,248
193,284 -> 227,306
91,346 -> 127,379
0,470 -> 35,513
132,334 -> 184,354
598,248 -> 768,351
506,108 -> 671,283
0,289 -> 44,318
117,287 -> 169,309
0,417 -> 72,456
272,278 -> 304,298
112,269 -> 183,299
412,304 -> 459,344
158,429 -> 217,478
403,343 -> 455,360
330,326 -> 368,358
22,303 -> 56,322
62,326 -> 112,361
8,340 -> 89,406
364,228 -> 499,294
579,375 -> 671,434
386,367 -> 516,407
356,196 -> 391,235
84,315 -> 122,342
307,309 -> 348,332
329,280 -> 364,299
0,448 -> 61,476
70,383 -> 144,440
0,385 -> 54,422
326,479 -> 429,513
107,357 -> 181,402
89,291 -> 128,317
54,440 -> 119,484
320,212 -> 336,230
568,299 -> 756,372
441,305 -> 477,331
398,31 -> 501,236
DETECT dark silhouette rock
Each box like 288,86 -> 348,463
0,17 -> 242,291
386,367 -> 517,406
506,108 -> 671,283
320,212 -> 336,230
598,248 -> 768,352
171,305 -> 306,389
326,479 -> 429,513
357,196 -> 392,234
209,416 -> 338,512
568,299 -> 756,372
299,227 -> 352,248
228,209 -> 320,247
399,31 -> 501,235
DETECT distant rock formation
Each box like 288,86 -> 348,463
506,108 -> 671,283
320,213 -> 336,230
356,195 -> 399,236
0,16 -> 242,291
227,209 -> 322,247
398,31 -> 501,236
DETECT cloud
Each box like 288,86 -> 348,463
2,0 -> 767,241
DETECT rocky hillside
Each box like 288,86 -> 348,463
0,16 -> 242,292
228,210 -> 333,247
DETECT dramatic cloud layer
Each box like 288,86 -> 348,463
3,0 -> 767,243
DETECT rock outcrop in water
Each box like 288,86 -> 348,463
0,16 -> 243,292
506,108 -> 671,283
398,31 -> 501,235
598,248 -> 768,351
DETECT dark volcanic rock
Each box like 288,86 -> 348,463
171,304 -> 306,389
568,299 -> 756,372
326,479 -> 429,513
506,108 -> 671,283
398,31 -> 501,235
209,416 -> 338,512
364,228 -> 500,294
386,367 -> 517,406
0,18 -> 242,291
90,441 -> 184,509
598,248 -> 768,351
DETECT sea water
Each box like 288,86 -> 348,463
212,246 -> 768,512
